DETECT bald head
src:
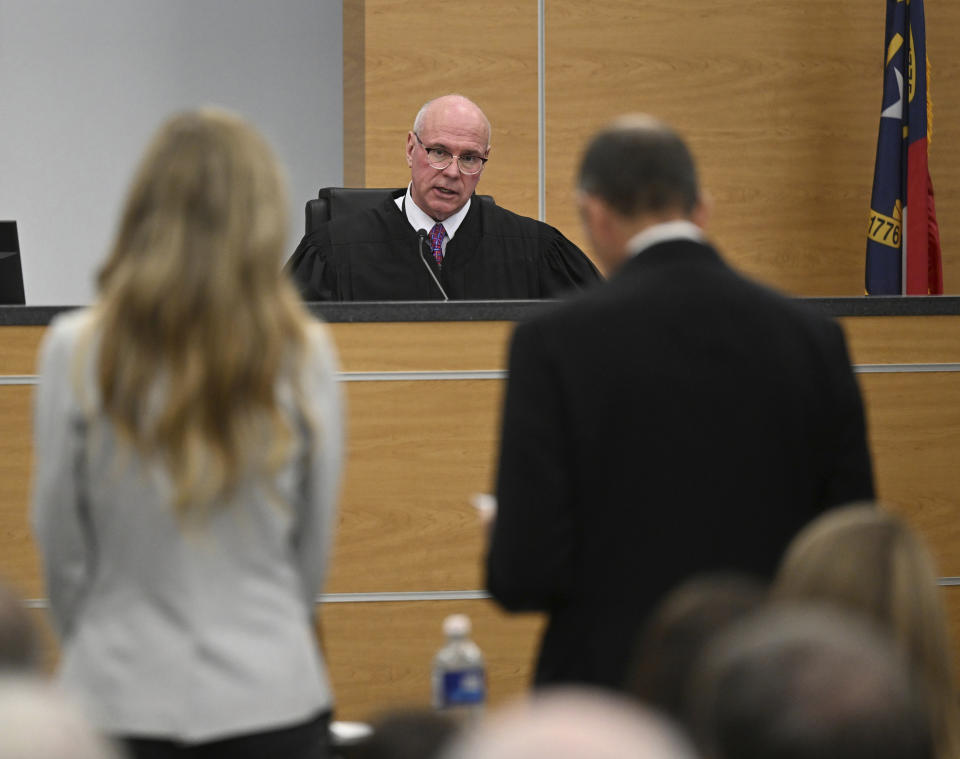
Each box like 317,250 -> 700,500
442,689 -> 699,759
413,94 -> 491,149
0,679 -> 123,759
406,94 -> 492,221
578,114 -> 699,219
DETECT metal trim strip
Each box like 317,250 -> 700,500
537,0 -> 546,222
5,364 -> 960,387
23,590 -> 492,609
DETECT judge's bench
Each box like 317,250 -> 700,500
1,298 -> 959,719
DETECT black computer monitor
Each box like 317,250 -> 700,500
0,221 -> 25,305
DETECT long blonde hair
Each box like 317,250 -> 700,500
92,107 -> 314,515
774,504 -> 960,759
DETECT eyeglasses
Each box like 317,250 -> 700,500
414,133 -> 488,175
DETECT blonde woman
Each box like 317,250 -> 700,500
31,109 -> 342,759
774,504 -> 960,759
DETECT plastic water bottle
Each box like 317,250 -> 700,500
432,614 -> 486,719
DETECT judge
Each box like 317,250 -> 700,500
286,94 -> 601,301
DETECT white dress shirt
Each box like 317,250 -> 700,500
626,219 -> 706,258
395,183 -> 471,256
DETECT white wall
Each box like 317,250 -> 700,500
0,0 -> 343,304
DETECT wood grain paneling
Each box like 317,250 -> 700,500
343,0 -> 366,187
6,314 -> 960,718
0,322 -> 515,376
329,321 -> 513,372
859,372 -> 960,576
327,379 -> 502,593
0,326 -> 46,375
322,599 -> 543,720
938,588 -> 960,685
925,0 -> 960,296
839,316 -> 960,365
0,387 -> 39,597
361,0 -> 539,219
544,0 -> 960,296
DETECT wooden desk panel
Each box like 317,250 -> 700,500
859,372 -> 960,576
839,316 -> 960,365
4,314 -> 960,719
321,599 -> 544,720
329,321 -> 513,373
327,380 -> 502,593
0,387 -> 39,596
0,326 -> 45,375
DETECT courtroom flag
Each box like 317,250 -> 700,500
865,0 -> 942,295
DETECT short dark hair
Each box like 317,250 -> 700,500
626,573 -> 767,722
577,116 -> 699,218
690,604 -> 935,759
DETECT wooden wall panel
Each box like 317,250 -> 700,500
343,0 -> 366,187
360,0 -> 539,219
859,372 -> 960,576
544,0 -> 960,296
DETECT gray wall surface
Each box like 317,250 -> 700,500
0,0 -> 343,304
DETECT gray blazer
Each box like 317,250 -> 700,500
31,309 -> 343,742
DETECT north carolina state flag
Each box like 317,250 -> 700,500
865,0 -> 942,295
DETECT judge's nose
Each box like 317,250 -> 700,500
440,159 -> 461,179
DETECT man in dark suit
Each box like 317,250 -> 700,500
485,115 -> 875,690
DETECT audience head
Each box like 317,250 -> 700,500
442,689 -> 699,759
91,107 -> 316,516
690,604 -> 934,759
355,708 -> 459,759
406,94 -> 491,221
627,573 -> 766,721
774,503 -> 959,759
576,114 -> 707,272
0,581 -> 38,673
0,678 -> 123,759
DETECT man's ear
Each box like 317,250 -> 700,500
691,190 -> 712,230
405,131 -> 416,167
580,194 -> 613,243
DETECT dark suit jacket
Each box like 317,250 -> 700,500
486,237 -> 874,689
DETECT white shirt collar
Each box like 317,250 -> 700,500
395,183 -> 471,243
626,219 -> 705,258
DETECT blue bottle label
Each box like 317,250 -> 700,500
440,667 -> 486,706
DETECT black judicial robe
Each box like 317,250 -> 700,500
285,192 -> 601,301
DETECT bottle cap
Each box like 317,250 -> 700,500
443,614 -> 471,637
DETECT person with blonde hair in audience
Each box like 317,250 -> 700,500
774,504 -> 960,759
31,107 -> 343,759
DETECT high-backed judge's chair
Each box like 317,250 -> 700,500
304,187 -> 495,235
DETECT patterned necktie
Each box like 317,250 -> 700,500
428,223 -> 446,266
